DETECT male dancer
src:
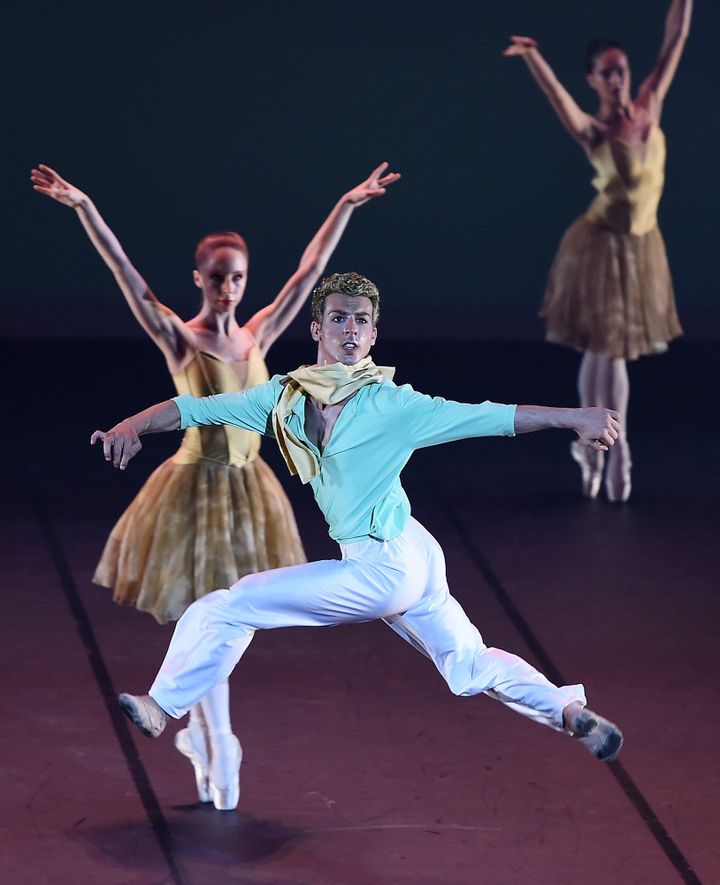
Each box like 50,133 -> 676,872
93,272 -> 624,770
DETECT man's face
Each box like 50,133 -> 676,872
311,293 -> 377,366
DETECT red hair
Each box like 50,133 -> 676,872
194,231 -> 249,268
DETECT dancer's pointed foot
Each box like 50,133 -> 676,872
209,734 -> 243,811
563,701 -> 623,762
570,440 -> 604,498
175,725 -> 211,802
605,437 -> 632,503
119,693 -> 167,738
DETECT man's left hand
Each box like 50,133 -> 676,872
574,408 -> 620,451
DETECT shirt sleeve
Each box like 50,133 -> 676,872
394,384 -> 517,449
173,376 -> 281,436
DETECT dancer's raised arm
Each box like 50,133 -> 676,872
31,164 -> 187,360
246,162 -> 400,354
638,0 -> 692,111
503,37 -> 595,145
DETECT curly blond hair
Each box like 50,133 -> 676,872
311,272 -> 380,325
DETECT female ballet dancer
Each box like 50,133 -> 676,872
31,161 -> 400,808
504,0 -> 691,501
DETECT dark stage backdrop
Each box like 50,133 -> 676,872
5,0 -> 717,340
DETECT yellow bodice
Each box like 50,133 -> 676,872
584,125 -> 666,236
171,347 -> 270,467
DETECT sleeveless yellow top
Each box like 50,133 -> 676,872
171,347 -> 269,467
584,125 -> 666,236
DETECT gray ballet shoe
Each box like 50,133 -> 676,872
564,702 -> 624,762
209,734 -> 243,811
174,726 -> 211,803
119,693 -> 167,738
570,440 -> 604,499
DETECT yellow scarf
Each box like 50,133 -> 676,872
272,357 -> 395,483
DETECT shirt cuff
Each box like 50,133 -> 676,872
505,403 -> 518,436
172,394 -> 196,430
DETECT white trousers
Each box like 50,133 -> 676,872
150,518 -> 585,731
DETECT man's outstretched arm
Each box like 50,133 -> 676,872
515,405 -> 620,450
90,400 -> 180,471
91,379 -> 280,471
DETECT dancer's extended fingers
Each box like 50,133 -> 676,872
503,36 -> 537,57
38,163 -> 61,179
119,439 -> 133,471
377,172 -> 401,186
368,161 -> 389,183
103,433 -> 115,462
600,429 -> 615,447
113,437 -> 125,469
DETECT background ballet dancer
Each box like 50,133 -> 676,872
503,0 -> 692,502
31,163 -> 400,809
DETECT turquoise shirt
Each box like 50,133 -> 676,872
174,376 -> 517,544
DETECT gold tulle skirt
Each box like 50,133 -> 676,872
540,217 -> 682,360
94,456 -> 306,624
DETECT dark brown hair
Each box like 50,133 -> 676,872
586,39 -> 627,73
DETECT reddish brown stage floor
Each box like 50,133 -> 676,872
1,340 -> 718,885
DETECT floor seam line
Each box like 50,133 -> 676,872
26,484 -> 192,885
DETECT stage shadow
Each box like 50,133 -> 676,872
68,807 -> 305,874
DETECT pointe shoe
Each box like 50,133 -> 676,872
570,440 -> 604,498
564,702 -> 624,763
119,693 -> 167,738
174,726 -> 211,803
605,438 -> 632,503
209,734 -> 243,811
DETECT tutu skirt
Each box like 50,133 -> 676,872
540,217 -> 682,360
94,456 -> 306,623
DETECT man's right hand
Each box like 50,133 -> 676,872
91,421 -> 142,470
